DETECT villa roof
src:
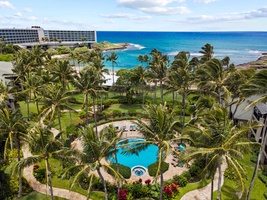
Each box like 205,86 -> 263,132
256,103 -> 267,115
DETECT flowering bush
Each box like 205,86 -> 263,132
33,165 -> 40,171
163,182 -> 179,199
145,179 -> 151,185
118,189 -> 127,200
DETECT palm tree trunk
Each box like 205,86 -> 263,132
172,91 -> 174,107
16,133 -> 22,198
154,81 -> 157,104
142,84 -> 145,106
45,158 -> 54,200
211,177 -> 214,200
182,92 -> 186,130
247,130 -> 266,200
67,100 -> 72,124
56,108 -> 62,132
26,99 -> 30,121
112,63 -> 114,86
97,168 -> 108,200
160,80 -> 163,104
159,170 -> 164,200
93,98 -> 98,134
85,93 -> 89,125
217,157 -> 222,200
34,92 -> 40,115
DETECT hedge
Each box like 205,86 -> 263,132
258,173 -> 267,185
107,163 -> 131,179
148,161 -> 169,176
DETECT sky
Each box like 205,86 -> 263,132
0,0 -> 267,31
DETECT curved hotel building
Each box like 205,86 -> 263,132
0,26 -> 97,48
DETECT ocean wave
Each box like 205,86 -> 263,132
127,43 -> 146,50
248,49 -> 262,54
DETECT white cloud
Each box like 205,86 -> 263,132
23,8 -> 32,13
194,0 -> 217,4
170,7 -> 267,24
0,1 -> 15,10
15,12 -> 22,17
140,6 -> 190,15
117,0 -> 185,8
100,13 -> 151,20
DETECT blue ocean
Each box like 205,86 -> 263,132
97,31 -> 267,70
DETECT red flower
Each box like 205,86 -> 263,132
139,178 -> 142,183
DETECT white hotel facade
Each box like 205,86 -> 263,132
0,26 -> 97,48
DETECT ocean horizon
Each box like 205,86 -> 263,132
97,31 -> 267,71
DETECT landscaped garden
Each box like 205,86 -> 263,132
1,42 -> 267,200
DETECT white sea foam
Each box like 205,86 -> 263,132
248,49 -> 262,54
127,43 -> 145,50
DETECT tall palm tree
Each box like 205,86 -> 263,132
16,125 -> 63,200
40,84 -> 75,132
199,43 -> 214,64
133,103 -> 180,200
103,124 -> 124,195
0,107 -> 27,197
194,58 -> 231,106
130,65 -> 148,105
106,52 -> 118,86
50,60 -> 76,90
242,69 -> 267,106
63,125 -> 122,200
165,51 -> 193,129
148,49 -> 169,104
73,66 -> 104,129
241,69 -> 267,199
180,104 -> 261,200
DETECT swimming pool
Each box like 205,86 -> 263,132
109,138 -> 158,169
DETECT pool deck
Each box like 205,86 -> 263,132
71,120 -> 188,184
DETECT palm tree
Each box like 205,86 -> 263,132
106,52 -> 118,86
50,60 -> 76,90
21,72 -> 42,120
63,125 -> 122,200
199,43 -> 214,64
180,104 -> 261,200
148,49 -> 169,104
241,69 -> 267,199
40,84 -> 75,132
130,65 -> 148,105
103,124 -> 123,195
17,125 -> 63,200
194,58 -> 231,106
133,103 -> 180,200
242,69 -> 267,106
73,66 -> 104,129
0,107 -> 27,197
165,51 -> 193,129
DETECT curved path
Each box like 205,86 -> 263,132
180,162 -> 227,200
21,123 -> 88,200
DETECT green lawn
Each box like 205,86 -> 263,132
213,154 -> 266,200
16,191 -> 67,200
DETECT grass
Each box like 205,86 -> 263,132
16,191 -> 67,200
174,179 -> 211,199
33,158 -> 105,200
212,154 -> 266,200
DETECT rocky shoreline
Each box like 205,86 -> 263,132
237,53 -> 267,69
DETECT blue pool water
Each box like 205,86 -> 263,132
109,138 -> 158,169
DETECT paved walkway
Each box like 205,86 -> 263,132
180,162 -> 227,200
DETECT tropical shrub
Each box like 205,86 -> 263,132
181,171 -> 191,181
264,190 -> 267,199
33,168 -> 46,184
107,163 -> 131,179
263,165 -> 267,176
189,164 -> 200,177
148,161 -> 169,176
259,173 -> 267,185
250,154 -> 258,163
112,109 -> 121,116
173,174 -> 188,187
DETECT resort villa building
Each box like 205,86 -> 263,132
233,96 -> 267,164
0,26 -> 97,49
